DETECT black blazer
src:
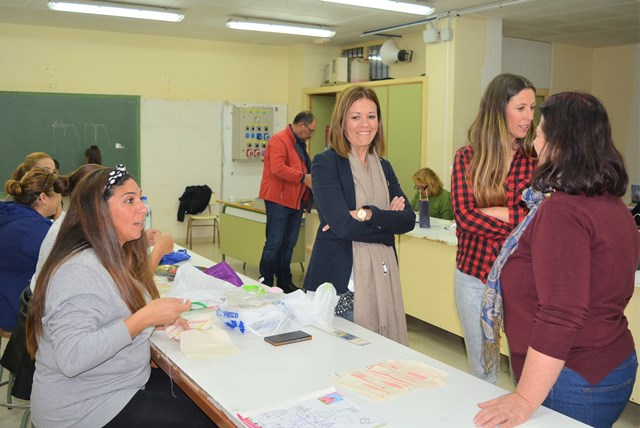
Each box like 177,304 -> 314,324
303,149 -> 415,294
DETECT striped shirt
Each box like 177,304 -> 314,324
451,145 -> 537,283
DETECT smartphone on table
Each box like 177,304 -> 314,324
264,330 -> 312,346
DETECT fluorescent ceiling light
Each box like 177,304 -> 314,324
226,18 -> 335,38
322,0 -> 434,16
47,1 -> 184,22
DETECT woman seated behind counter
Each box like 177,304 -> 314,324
26,166 -> 212,428
410,167 -> 453,220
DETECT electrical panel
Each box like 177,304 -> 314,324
231,106 -> 274,160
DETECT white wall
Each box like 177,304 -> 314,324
502,37 -> 551,89
141,99 -> 221,240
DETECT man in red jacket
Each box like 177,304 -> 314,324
258,111 -> 315,292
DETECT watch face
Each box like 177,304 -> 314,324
357,209 -> 366,220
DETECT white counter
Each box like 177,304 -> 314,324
151,249 -> 586,427
406,216 -> 457,246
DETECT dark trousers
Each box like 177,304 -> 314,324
259,200 -> 303,286
103,367 -> 215,427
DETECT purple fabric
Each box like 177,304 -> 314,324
203,261 -> 243,287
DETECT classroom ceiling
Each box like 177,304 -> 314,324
1,0 -> 638,48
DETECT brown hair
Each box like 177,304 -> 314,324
412,168 -> 444,197
27,167 -> 157,357
4,167 -> 65,207
85,145 -> 102,165
10,152 -> 54,181
533,92 -> 628,197
467,73 -> 536,207
67,163 -> 105,194
328,85 -> 386,158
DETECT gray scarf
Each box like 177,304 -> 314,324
348,150 -> 408,345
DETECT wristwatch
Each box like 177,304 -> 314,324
356,208 -> 367,222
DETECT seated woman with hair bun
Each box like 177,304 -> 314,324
0,167 -> 64,331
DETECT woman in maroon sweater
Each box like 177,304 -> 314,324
474,92 -> 639,428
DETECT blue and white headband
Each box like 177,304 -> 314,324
105,164 -> 128,192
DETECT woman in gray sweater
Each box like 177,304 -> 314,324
26,166 -> 214,427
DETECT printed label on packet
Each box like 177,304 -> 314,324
332,329 -> 370,346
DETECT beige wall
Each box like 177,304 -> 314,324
551,42 -> 640,197
387,31 -> 426,79
0,24 -> 291,103
0,23 -> 296,239
288,44 -> 340,118
3,21 -> 638,236
423,15 -> 500,184
592,44 -> 640,192
551,43 -> 593,93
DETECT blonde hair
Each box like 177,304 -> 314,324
11,152 -> 53,181
412,168 -> 444,196
328,85 -> 386,158
467,74 -> 536,207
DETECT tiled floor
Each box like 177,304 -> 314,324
2,239 -> 638,427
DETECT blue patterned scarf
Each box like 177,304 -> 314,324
481,187 -> 552,373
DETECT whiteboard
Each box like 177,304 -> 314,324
221,102 -> 287,201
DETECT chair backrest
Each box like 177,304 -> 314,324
206,192 -> 217,214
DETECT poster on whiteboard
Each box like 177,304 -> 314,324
221,102 -> 287,201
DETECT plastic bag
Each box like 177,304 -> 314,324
216,302 -> 299,336
281,283 -> 338,328
224,284 -> 283,308
159,249 -> 191,265
167,264 -> 235,308
419,199 -> 431,228
203,261 -> 243,287
309,282 -> 339,327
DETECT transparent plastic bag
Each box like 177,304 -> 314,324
224,284 -> 283,308
281,283 -> 338,328
215,301 -> 299,336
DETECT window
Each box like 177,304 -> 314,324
368,45 -> 389,81
341,45 -> 389,81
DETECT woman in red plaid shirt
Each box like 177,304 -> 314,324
451,73 -> 538,384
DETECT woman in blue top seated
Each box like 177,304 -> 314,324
0,167 -> 63,331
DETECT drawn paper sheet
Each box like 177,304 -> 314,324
237,388 -> 385,428
331,359 -> 448,401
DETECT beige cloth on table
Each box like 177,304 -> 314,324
348,150 -> 408,345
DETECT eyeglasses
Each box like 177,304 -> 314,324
304,123 -> 317,134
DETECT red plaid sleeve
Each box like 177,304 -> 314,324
451,145 -> 537,282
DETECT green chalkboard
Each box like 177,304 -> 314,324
0,91 -> 140,188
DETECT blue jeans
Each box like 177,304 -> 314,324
454,269 -> 498,384
542,351 -> 637,428
259,200 -> 303,287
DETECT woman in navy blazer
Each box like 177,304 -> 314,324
304,86 -> 415,344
